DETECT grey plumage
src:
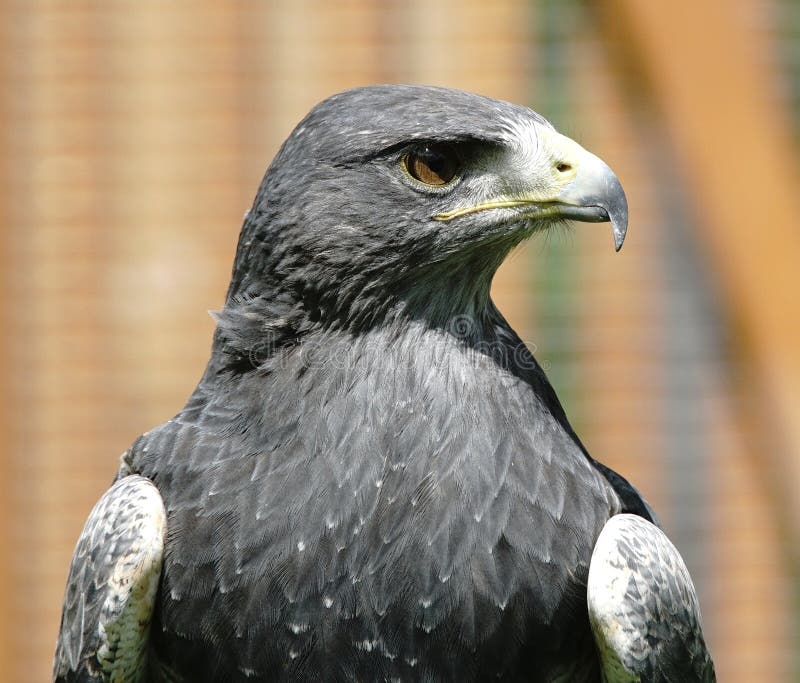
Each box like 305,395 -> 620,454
54,85 -> 713,682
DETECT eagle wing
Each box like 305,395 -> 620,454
53,474 -> 166,683
587,513 -> 715,682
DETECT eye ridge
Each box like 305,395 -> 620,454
403,144 -> 459,187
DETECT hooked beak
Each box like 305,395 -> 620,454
434,132 -> 628,251
552,148 -> 628,252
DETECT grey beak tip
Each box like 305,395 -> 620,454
613,224 -> 626,252
608,184 -> 628,253
591,160 -> 628,253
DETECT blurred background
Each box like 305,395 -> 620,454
1,1 -> 799,681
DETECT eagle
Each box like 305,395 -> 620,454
54,85 -> 715,682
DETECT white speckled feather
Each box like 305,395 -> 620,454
587,514 -> 715,682
54,475 -> 166,683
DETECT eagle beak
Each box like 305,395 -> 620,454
432,133 -> 628,251
554,148 -> 628,252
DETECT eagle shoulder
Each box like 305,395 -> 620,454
54,474 -> 166,683
587,513 -> 715,682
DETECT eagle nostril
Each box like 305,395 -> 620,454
556,162 -> 572,174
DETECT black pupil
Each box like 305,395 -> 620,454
407,145 -> 457,185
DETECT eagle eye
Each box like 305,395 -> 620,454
403,144 -> 459,186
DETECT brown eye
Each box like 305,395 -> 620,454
404,144 -> 459,186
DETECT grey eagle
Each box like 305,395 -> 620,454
54,85 -> 715,682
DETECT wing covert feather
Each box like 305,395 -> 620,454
53,475 -> 166,683
587,514 -> 715,682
